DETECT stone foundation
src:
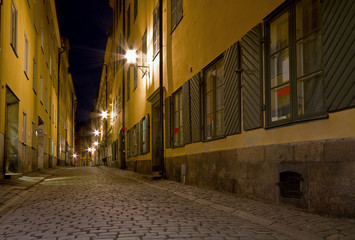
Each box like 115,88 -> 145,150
126,159 -> 152,174
165,138 -> 355,217
0,133 -> 4,179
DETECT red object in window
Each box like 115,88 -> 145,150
209,116 -> 214,122
278,86 -> 290,97
142,141 -> 145,145
121,127 -> 127,130
174,128 -> 179,134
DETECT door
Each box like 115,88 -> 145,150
151,101 -> 161,172
5,87 -> 19,174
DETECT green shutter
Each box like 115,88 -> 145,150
182,81 -> 191,145
322,0 -> 355,112
139,119 -> 143,154
224,41 -> 241,135
190,73 -> 201,142
165,97 -> 172,148
241,23 -> 263,131
145,114 -> 150,154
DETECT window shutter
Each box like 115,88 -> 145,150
322,0 -> 355,112
190,73 -> 201,142
165,97 -> 172,148
241,23 -> 263,131
145,114 -> 150,153
224,41 -> 241,135
182,80 -> 191,145
140,119 -> 143,154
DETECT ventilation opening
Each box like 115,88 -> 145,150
279,171 -> 303,199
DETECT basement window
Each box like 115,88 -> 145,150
279,171 -> 303,199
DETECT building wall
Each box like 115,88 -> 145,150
0,0 -> 75,177
100,0 -> 354,217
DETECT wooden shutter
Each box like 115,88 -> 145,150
241,23 -> 263,131
322,0 -> 355,112
190,73 -> 201,142
165,97 -> 172,148
224,41 -> 241,135
182,81 -> 191,145
145,114 -> 150,153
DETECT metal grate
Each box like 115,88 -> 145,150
279,171 -> 304,199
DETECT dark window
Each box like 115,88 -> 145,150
127,67 -> 130,101
10,0 -> 18,53
171,0 -> 183,31
133,66 -> 137,90
173,89 -> 183,147
118,87 -> 121,112
142,29 -> 147,66
204,57 -> 225,139
266,0 -> 324,126
153,2 -> 160,57
127,4 -> 131,39
134,0 -> 138,22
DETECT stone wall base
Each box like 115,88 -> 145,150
165,138 -> 355,218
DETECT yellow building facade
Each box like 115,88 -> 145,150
0,0 -> 76,178
94,0 -> 354,217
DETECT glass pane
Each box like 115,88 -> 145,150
215,110 -> 224,136
270,12 -> 288,54
297,73 -> 324,116
271,84 -> 290,122
216,84 -> 224,111
296,0 -> 321,39
206,92 -> 213,115
270,48 -> 290,88
205,114 -> 213,139
215,60 -> 224,87
297,31 -> 322,77
205,69 -> 213,93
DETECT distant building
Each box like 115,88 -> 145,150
0,0 -> 76,177
75,122 -> 93,167
92,0 -> 354,217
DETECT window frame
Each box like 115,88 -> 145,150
203,54 -> 225,141
171,0 -> 183,32
172,88 -> 184,147
24,34 -> 29,78
153,2 -> 160,58
265,0 -> 326,128
10,0 -> 18,55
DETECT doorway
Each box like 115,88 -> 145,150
5,87 -> 19,174
151,101 -> 161,172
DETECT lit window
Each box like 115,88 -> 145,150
173,89 -> 183,146
153,2 -> 160,57
204,58 -> 225,139
266,0 -> 324,125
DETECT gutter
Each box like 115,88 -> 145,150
159,0 -> 164,176
57,44 -> 65,165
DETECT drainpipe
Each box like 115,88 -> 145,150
159,0 -> 164,177
121,0 -> 126,169
57,43 -> 65,166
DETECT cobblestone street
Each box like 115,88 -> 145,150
0,167 -> 354,240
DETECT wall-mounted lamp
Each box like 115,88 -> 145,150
125,49 -> 149,78
93,129 -> 100,136
100,111 -> 108,119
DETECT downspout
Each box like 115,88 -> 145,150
159,0 -> 164,176
57,44 -> 65,166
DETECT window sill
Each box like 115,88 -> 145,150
266,113 -> 329,129
24,71 -> 29,80
10,43 -> 18,58
203,135 -> 226,143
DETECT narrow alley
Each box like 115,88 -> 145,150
0,167 -> 354,240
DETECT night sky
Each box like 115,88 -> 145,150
55,0 -> 113,123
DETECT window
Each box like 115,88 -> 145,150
266,0 -> 323,125
173,89 -> 183,146
142,117 -> 148,154
40,75 -> 43,103
153,2 -> 160,57
81,150 -> 86,158
127,67 -> 130,100
204,57 -> 225,139
40,20 -> 44,52
127,4 -> 130,38
134,0 -> 138,22
33,59 -> 37,92
24,34 -> 29,76
45,87 -> 48,111
171,0 -> 183,31
142,29 -> 147,66
133,66 -> 137,90
34,0 -> 38,33
10,0 -> 18,53
118,87 -> 121,112
23,112 -> 27,144
32,121 -> 36,148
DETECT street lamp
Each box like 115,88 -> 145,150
100,111 -> 108,119
124,49 -> 150,77
93,129 -> 100,136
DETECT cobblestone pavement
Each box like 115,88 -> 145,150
0,167 -> 354,240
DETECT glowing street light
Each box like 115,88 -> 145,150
94,141 -> 99,146
93,129 -> 100,136
73,153 -> 77,159
125,49 -> 138,64
88,147 -> 92,152
100,111 -> 108,119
